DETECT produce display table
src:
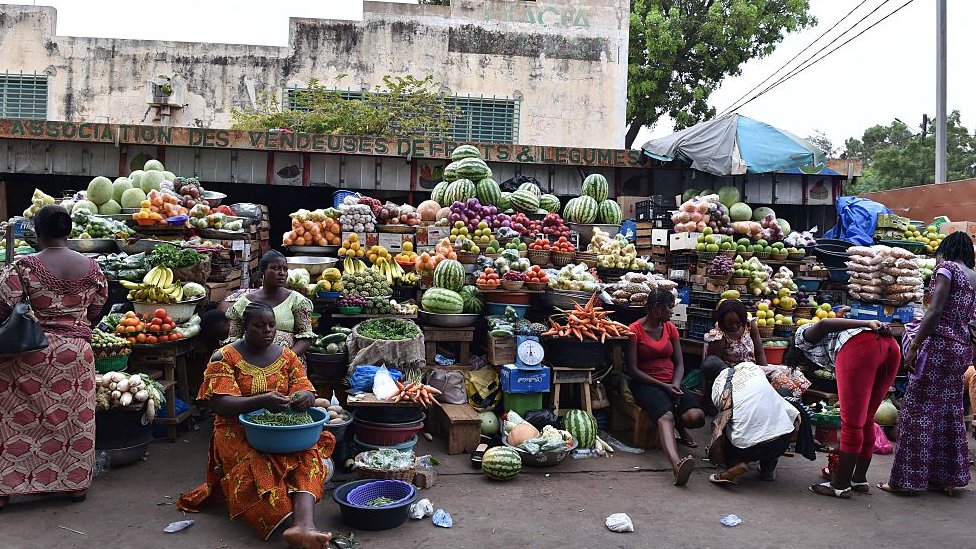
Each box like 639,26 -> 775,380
427,401 -> 483,455
422,325 -> 475,368
345,392 -> 423,408
129,337 -> 196,442
551,367 -> 594,416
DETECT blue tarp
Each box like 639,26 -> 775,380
823,196 -> 893,246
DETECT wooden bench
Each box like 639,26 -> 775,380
551,367 -> 594,416
423,326 -> 475,367
428,401 -> 483,455
609,392 -> 660,450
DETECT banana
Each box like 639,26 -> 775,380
158,267 -> 173,288
143,266 -> 159,285
119,280 -> 141,290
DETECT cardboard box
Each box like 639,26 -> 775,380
652,229 -> 670,246
849,301 -> 918,323
500,364 -> 551,394
616,196 -> 647,221
668,269 -> 689,281
669,232 -> 702,251
487,335 -> 516,366
939,221 -> 976,243
671,303 -> 688,323
377,232 -> 414,253
416,225 -> 451,247
341,231 -> 378,248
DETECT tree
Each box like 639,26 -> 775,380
806,129 -> 835,157
845,111 -> 976,194
626,0 -> 814,148
231,75 -> 458,139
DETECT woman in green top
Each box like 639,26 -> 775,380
226,251 -> 316,357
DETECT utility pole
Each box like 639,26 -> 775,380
935,0 -> 947,183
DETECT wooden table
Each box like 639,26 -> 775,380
422,325 -> 475,367
129,337 -> 196,442
551,367 -> 594,416
345,392 -> 424,408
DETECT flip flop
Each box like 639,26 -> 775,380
850,481 -> 870,493
677,436 -> 698,449
877,483 -> 917,496
809,482 -> 852,499
709,473 -> 736,486
673,456 -> 695,486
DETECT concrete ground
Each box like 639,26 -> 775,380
3,420 -> 974,549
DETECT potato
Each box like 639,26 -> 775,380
328,418 -> 344,425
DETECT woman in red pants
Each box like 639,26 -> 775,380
785,318 -> 900,498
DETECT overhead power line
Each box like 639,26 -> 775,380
718,0 -> 870,116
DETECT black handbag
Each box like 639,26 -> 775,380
0,265 -> 49,357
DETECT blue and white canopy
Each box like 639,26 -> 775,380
641,114 -> 826,176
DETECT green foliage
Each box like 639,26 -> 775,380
626,0 -> 814,147
232,75 -> 458,139
845,111 -> 976,194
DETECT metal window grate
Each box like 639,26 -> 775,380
283,88 -> 519,143
0,72 -> 48,119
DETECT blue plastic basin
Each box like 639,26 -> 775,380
239,407 -> 328,454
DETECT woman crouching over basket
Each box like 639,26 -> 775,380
178,302 -> 335,549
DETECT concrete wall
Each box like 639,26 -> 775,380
0,0 -> 630,148
862,179 -> 976,223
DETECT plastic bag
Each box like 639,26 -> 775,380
409,498 -> 434,520
605,513 -> 634,533
873,423 -> 893,454
349,365 -> 402,393
524,409 -> 559,430
230,203 -> 264,222
372,366 -> 399,400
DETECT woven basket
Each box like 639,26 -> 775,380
576,253 -> 599,268
501,280 -> 525,291
719,249 -> 736,258
794,306 -> 814,319
551,251 -> 574,267
787,252 -> 806,261
483,252 -> 500,261
458,250 -> 480,264
758,325 -> 774,338
771,253 -> 789,262
731,277 -> 748,286
739,252 -> 754,260
708,275 -> 731,285
353,452 -> 417,482
697,251 -> 717,261
527,249 -> 551,266
95,353 -> 129,374
753,251 -> 770,260
774,325 -> 798,337
526,281 -> 548,291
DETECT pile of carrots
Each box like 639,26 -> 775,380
392,381 -> 443,407
541,293 -> 632,343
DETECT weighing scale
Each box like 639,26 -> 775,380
515,335 -> 544,369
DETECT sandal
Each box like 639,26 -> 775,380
877,483 -> 917,496
850,481 -> 870,493
820,466 -> 831,480
709,473 -> 735,486
673,456 -> 695,486
809,482 -> 852,499
676,435 -> 698,449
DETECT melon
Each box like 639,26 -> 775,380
418,200 -> 441,221
161,170 -> 176,182
681,188 -> 700,202
433,259 -> 465,292
141,170 -> 165,193
509,189 -> 540,213
144,159 -> 164,172
507,422 -> 540,446
539,194 -> 561,213
717,185 -> 740,207
443,161 -> 460,183
112,177 -> 133,203
597,200 -> 622,224
480,411 -> 500,436
121,187 -> 147,209
778,218 -> 791,235
86,176 -> 113,206
729,202 -> 752,222
451,144 -> 482,161
563,196 -> 598,224
431,181 -> 449,205
421,287 -> 464,314
446,179 -> 476,204
455,158 -> 492,181
497,192 -> 512,211
71,200 -> 98,215
98,200 -> 122,215
475,178 -> 502,206
581,173 -> 609,203
459,285 -> 484,313
563,409 -> 597,449
875,399 -> 898,426
753,206 -> 775,221
482,446 -> 521,481
436,207 -> 452,222
128,170 -> 145,189
518,182 -> 542,198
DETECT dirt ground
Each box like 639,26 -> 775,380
3,420 -> 974,549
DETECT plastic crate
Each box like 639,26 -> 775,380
686,306 -> 714,342
670,253 -> 695,269
691,290 -> 720,310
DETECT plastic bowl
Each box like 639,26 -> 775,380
353,416 -> 425,446
502,435 -> 578,467
132,297 -> 203,323
338,306 -> 363,314
332,479 -> 418,531
346,480 -> 416,508
238,407 -> 328,454
353,434 -> 419,454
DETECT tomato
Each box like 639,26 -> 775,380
124,311 -> 137,319
158,335 -> 170,343
146,335 -> 158,344
127,337 -> 137,344
154,308 -> 167,319
172,332 -> 183,340
136,333 -> 147,343
161,323 -> 173,332
125,325 -> 138,333
164,316 -> 173,325
148,324 -> 160,333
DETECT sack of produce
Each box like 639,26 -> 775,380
172,254 -> 211,285
347,318 -> 426,374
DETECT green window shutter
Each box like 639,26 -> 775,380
0,72 -> 48,119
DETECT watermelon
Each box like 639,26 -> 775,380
455,158 -> 492,181
480,411 -> 500,436
563,196 -> 598,224
717,185 -> 740,207
509,189 -> 540,213
459,285 -> 484,313
451,144 -> 481,161
729,202 -> 752,222
431,181 -> 450,206
421,287 -> 464,314
681,188 -> 700,202
433,259 -> 465,292
482,446 -> 521,481
443,161 -> 460,183
475,178 -> 502,206
539,194 -> 561,213
753,206 -> 775,221
497,192 -> 512,211
563,409 -> 597,449
581,174 -> 608,203
446,179 -> 476,204
597,200 -> 622,224
518,182 -> 541,198
86,176 -> 113,205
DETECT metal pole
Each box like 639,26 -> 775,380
935,0 -> 947,183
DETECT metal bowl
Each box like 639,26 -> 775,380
286,256 -> 338,276
567,223 -> 621,246
68,238 -> 119,253
502,435 -> 578,467
543,290 -> 594,311
201,190 -> 227,207
418,310 -> 480,327
117,238 -> 171,255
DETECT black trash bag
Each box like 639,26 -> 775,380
500,174 -> 542,193
523,408 -> 560,430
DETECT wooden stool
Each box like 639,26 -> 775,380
423,326 -> 474,367
551,367 -> 593,416
609,393 -> 660,450
129,338 -> 196,442
428,401 -> 483,455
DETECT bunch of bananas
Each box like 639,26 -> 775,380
120,266 -> 184,304
342,256 -> 368,274
371,257 -> 419,286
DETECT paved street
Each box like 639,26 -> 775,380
3,420 -> 974,549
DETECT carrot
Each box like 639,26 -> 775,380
395,380 -> 405,391
426,385 -> 443,395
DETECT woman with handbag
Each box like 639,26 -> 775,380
0,205 -> 108,510
880,231 -> 976,496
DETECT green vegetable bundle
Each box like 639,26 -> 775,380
248,411 -> 314,426
148,243 -> 205,269
357,318 -> 420,341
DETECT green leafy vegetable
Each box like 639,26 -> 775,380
357,318 -> 420,341
248,411 -> 313,426
366,496 -> 396,507
148,243 -> 205,269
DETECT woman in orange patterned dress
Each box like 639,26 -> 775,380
178,302 -> 335,549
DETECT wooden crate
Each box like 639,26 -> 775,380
428,402 -> 482,455
487,335 -> 516,366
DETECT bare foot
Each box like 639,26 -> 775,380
283,526 -> 332,549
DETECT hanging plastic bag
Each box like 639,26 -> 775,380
349,365 -> 402,393
372,366 -> 399,400
873,423 -> 893,455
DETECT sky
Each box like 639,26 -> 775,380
7,0 -> 975,151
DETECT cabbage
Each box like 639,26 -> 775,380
875,399 -> 898,426
730,202 -> 752,222
112,178 -> 133,203
72,200 -> 98,215
128,170 -> 145,188
98,200 -> 122,215
121,187 -> 147,208
717,185 -> 740,207
144,159 -> 165,171
141,170 -> 165,192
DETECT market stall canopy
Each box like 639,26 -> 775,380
640,114 -> 826,176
